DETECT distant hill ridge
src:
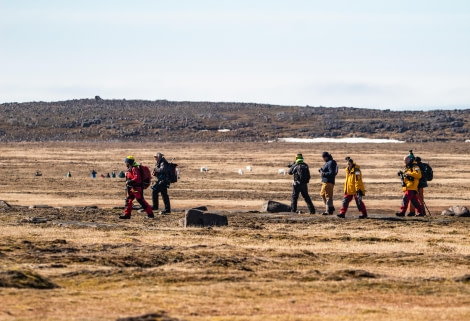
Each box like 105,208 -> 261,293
0,98 -> 469,142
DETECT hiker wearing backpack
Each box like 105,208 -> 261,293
396,152 -> 425,217
319,151 -> 338,215
120,156 -> 154,219
151,152 -> 171,214
288,153 -> 316,214
408,155 -> 432,216
337,157 -> 367,219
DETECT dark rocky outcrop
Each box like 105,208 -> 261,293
261,200 -> 291,213
183,209 -> 228,227
0,269 -> 59,289
1,99 -> 469,142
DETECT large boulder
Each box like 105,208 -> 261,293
441,205 -> 470,217
183,209 -> 228,227
261,200 -> 291,213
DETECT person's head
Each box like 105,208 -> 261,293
154,152 -> 163,161
322,151 -> 330,161
295,153 -> 304,164
345,156 -> 354,168
408,150 -> 415,162
124,155 -> 135,168
404,155 -> 411,165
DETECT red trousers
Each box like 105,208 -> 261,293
339,193 -> 367,215
400,190 -> 424,215
124,187 -> 153,216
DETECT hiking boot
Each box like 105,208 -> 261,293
322,212 -> 329,216
119,215 -> 131,219
159,210 -> 171,215
309,210 -> 316,215
406,212 -> 416,217
337,213 -> 345,218
358,214 -> 368,219
396,212 -> 405,217
151,206 -> 158,210
416,213 -> 426,217
146,214 -> 155,219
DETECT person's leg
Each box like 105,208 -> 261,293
121,193 -> 135,218
354,194 -> 368,217
299,184 -> 315,214
397,190 -> 412,216
339,194 -> 352,214
326,183 -> 335,214
291,184 -> 300,212
410,191 -> 424,216
135,189 -> 154,217
160,185 -> 171,213
320,183 -> 328,214
151,188 -> 159,210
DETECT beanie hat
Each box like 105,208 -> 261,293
295,153 -> 304,164
322,151 -> 329,158
408,150 -> 415,161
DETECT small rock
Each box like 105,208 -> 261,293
261,200 -> 291,213
183,209 -> 228,227
441,205 -> 470,217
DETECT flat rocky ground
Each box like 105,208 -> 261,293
0,142 -> 469,320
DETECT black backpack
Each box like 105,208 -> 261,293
419,162 -> 433,181
167,162 -> 178,183
296,163 -> 311,184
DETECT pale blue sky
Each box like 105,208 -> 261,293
1,0 -> 469,109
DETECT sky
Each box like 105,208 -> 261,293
1,0 -> 470,110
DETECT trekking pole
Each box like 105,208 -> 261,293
417,193 -> 432,217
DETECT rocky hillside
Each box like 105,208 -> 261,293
0,98 -> 469,142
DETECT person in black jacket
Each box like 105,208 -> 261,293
319,151 -> 338,215
151,152 -> 171,214
288,153 -> 316,214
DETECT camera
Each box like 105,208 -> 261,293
287,162 -> 295,168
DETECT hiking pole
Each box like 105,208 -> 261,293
417,193 -> 432,217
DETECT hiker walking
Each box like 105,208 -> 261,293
319,151 -> 338,215
120,155 -> 154,219
396,152 -> 425,217
407,153 -> 432,216
288,153 -> 316,214
151,152 -> 171,214
337,157 -> 367,219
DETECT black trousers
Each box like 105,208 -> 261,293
291,183 -> 315,213
152,181 -> 171,211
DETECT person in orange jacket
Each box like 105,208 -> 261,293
120,155 -> 154,219
337,157 -> 367,219
396,152 -> 425,217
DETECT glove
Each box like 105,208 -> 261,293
356,190 -> 363,197
397,171 -> 403,177
404,175 -> 414,181
126,179 -> 134,187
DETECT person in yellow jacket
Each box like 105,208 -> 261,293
337,157 -> 367,219
396,152 -> 425,217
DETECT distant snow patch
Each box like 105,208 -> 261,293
218,129 -> 231,132
276,137 -> 405,144
466,140 -> 470,143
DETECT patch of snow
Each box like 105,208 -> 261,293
277,137 -> 405,144
466,140 -> 470,143
218,129 -> 231,132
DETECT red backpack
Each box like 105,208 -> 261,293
139,165 -> 152,189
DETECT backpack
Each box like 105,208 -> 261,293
419,162 -> 433,181
167,162 -> 178,183
138,165 -> 152,189
296,163 -> 311,184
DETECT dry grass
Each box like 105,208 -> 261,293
1,142 -> 470,320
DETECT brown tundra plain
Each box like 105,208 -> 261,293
1,141 -> 470,321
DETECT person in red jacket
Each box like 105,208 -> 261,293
120,155 -> 154,219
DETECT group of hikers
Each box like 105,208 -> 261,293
287,150 -> 431,219
120,152 -> 172,219
120,149 -> 432,220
